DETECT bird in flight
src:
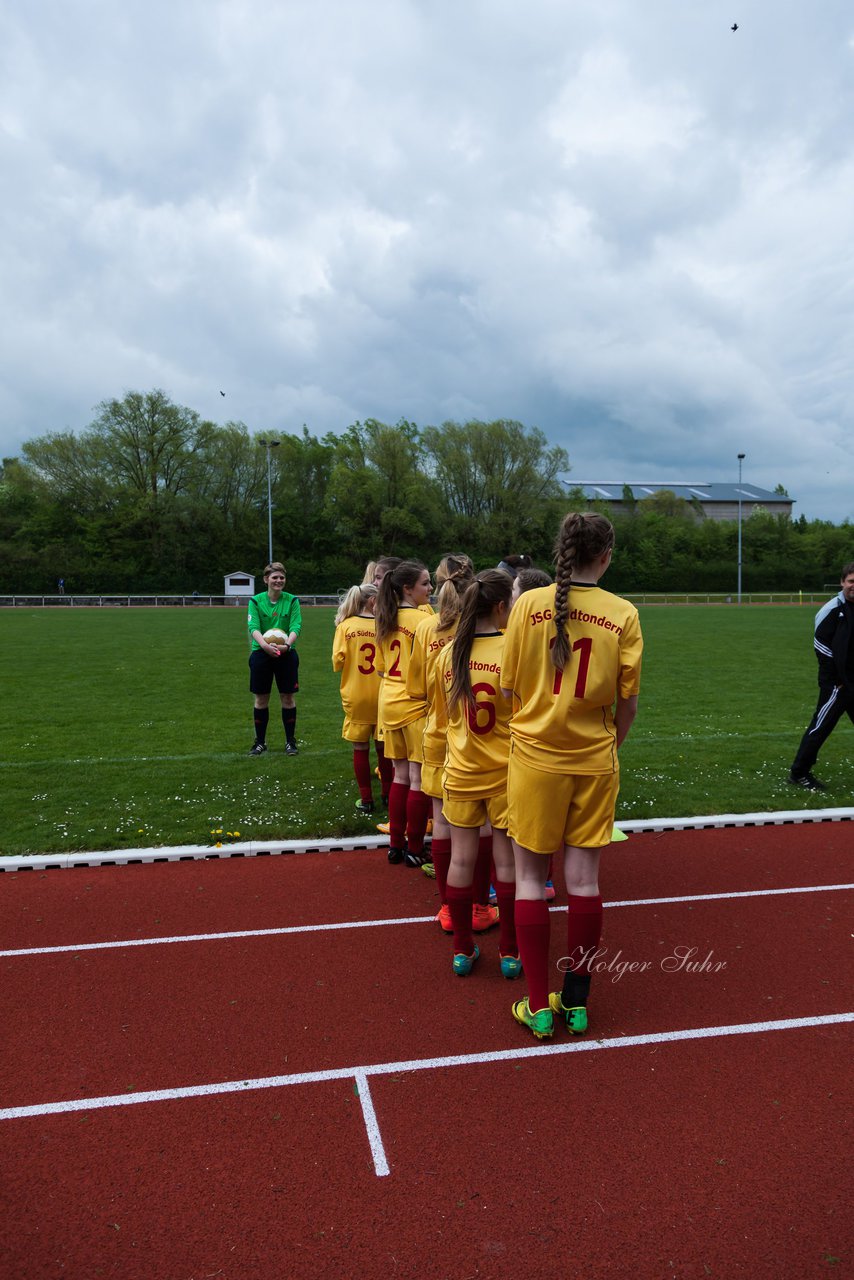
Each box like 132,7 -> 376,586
220,390 -> 226,396
731,22 -> 738,31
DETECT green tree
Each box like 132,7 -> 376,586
421,419 -> 569,559
325,418 -> 442,562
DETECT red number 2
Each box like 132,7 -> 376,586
387,638 -> 402,677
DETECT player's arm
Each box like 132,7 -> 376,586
500,603 -> 522,700
614,694 -> 638,748
247,597 -> 275,652
332,624 -> 346,672
814,605 -> 841,685
284,596 -> 302,649
406,625 -> 428,701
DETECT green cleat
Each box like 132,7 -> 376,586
500,954 -> 523,980
511,997 -> 553,1039
548,992 -> 588,1035
452,945 -> 480,976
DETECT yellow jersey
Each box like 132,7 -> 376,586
331,614 -> 381,723
407,613 -> 458,766
501,583 -> 642,774
376,606 -> 428,729
438,631 -> 511,795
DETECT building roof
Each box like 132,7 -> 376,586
561,481 -> 793,506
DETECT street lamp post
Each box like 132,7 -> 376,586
737,452 -> 746,605
258,438 -> 280,563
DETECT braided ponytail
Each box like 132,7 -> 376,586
434,553 -> 475,632
551,513 -> 614,671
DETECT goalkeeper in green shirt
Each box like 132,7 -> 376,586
247,562 -> 302,755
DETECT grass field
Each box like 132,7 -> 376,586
1,604 -> 851,856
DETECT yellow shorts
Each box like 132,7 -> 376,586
442,788 -> 509,831
341,716 -> 376,744
507,755 -> 619,853
382,716 -> 425,764
420,760 -> 444,799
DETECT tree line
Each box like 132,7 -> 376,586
0,389 -> 850,594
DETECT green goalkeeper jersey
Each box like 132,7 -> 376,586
247,592 -> 303,651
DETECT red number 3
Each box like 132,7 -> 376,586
358,642 -> 376,675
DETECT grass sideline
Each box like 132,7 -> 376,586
1,604 -> 850,857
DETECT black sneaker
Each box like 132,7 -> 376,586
787,771 -> 826,791
387,846 -> 405,864
355,799 -> 375,815
404,847 -> 431,868
249,740 -> 268,756
285,741 -> 299,756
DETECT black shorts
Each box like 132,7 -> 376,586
249,647 -> 300,695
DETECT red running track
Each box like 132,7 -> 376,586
1,823 -> 851,1279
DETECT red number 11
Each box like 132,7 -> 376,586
550,636 -> 592,698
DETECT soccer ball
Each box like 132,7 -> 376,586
263,628 -> 288,646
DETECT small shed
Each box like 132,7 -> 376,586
224,570 -> 255,598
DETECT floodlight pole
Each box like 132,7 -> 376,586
737,452 -> 746,605
259,438 -> 280,563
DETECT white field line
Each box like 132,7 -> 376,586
2,1013 -> 851,1127
3,809 -> 853,871
2,882 -> 852,960
353,1071 -> 390,1178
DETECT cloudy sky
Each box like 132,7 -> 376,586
2,0 -> 853,521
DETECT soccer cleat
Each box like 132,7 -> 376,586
285,741 -> 298,756
387,846 -> 405,865
511,997 -> 554,1039
544,880 -> 556,901
248,740 -> 268,756
548,992 -> 588,1035
472,903 -> 500,932
500,954 -> 523,980
421,861 -> 435,878
404,847 -> 431,868
488,884 -> 497,906
354,799 -> 375,815
376,821 -> 391,835
787,771 -> 826,791
453,945 -> 480,976
436,903 -> 453,932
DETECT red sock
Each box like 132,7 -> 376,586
431,837 -> 452,903
566,895 -> 603,972
494,879 -> 517,957
376,745 -> 393,802
472,833 -> 493,905
515,898 -> 551,1013
353,750 -> 373,802
388,780 -> 409,847
446,883 -> 474,955
406,788 -> 430,854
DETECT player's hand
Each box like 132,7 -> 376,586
264,641 -> 282,656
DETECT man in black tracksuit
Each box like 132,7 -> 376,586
788,562 -> 854,791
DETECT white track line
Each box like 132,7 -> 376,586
354,1071 -> 390,1178
2,1013 -> 851,1126
2,883 -> 851,959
